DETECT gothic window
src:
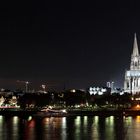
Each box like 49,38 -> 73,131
135,62 -> 137,67
127,81 -> 129,88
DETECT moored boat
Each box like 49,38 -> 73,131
33,108 -> 68,117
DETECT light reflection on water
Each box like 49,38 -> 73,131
1,115 -> 140,139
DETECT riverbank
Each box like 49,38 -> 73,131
0,109 -> 140,117
68,109 -> 140,117
0,110 -> 37,118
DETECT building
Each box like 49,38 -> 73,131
124,34 -> 140,94
106,81 -> 114,93
88,86 -> 111,95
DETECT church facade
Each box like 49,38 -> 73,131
124,34 -> 140,94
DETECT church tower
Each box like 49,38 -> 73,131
124,34 -> 140,94
130,33 -> 140,70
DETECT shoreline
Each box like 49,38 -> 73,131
0,109 -> 140,117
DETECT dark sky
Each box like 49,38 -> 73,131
0,1 -> 140,90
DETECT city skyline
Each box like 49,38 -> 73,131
0,1 -> 140,90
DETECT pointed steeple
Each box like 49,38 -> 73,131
132,33 -> 139,56
130,33 -> 140,70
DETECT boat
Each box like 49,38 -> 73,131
33,108 -> 68,117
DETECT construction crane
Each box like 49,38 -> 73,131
17,80 -> 30,92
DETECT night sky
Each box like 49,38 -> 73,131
0,1 -> 140,90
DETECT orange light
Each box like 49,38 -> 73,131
136,104 -> 140,108
136,116 -> 140,123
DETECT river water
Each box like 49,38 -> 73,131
0,115 -> 140,140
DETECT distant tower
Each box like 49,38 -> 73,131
106,82 -> 111,88
124,33 -> 140,94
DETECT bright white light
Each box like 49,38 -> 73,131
96,87 -> 99,91
0,115 -> 3,123
13,116 -> 19,124
62,109 -> 67,113
89,87 -> 107,95
93,87 -> 96,91
28,116 -> 32,121
98,91 -> 103,95
62,117 -> 66,128
93,91 -> 97,95
26,81 -> 29,84
89,91 -> 94,95
120,92 -> 124,95
71,89 -> 76,93
89,87 -> 93,91
94,116 -> 99,124
76,105 -> 80,108
101,88 -> 107,92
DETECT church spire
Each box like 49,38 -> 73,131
124,33 -> 140,94
132,33 -> 139,56
130,33 -> 140,70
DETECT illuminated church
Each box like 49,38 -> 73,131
124,34 -> 140,94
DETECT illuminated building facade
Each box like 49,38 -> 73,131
88,87 -> 110,95
124,34 -> 140,94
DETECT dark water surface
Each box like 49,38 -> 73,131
0,115 -> 140,140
